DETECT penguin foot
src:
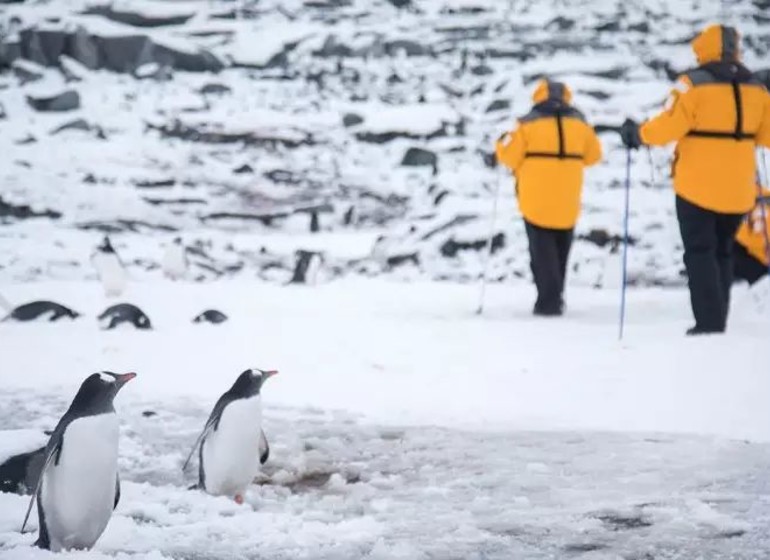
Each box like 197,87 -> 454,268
234,494 -> 244,505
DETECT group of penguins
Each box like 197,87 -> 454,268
14,367 -> 277,552
1,236 -> 229,328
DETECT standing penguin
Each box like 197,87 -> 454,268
162,237 -> 188,281
182,368 -> 277,504
21,372 -> 136,551
91,237 -> 127,297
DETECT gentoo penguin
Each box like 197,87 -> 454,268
192,309 -> 228,324
162,237 -> 188,280
21,372 -> 136,551
97,303 -> 152,330
182,369 -> 276,504
3,301 -> 80,322
91,236 -> 127,297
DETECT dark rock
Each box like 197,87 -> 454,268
385,0 -> 411,8
143,197 -> 207,206
433,190 -> 450,205
485,99 -> 510,113
313,35 -> 354,58
50,118 -> 92,135
15,26 -> 222,74
0,39 -> 21,69
77,219 -> 177,233
578,228 -> 637,249
0,197 -> 61,220
11,58 -> 45,83
470,64 -> 493,76
401,147 -> 438,175
595,20 -> 621,32
146,120 -> 312,148
133,178 -> 176,189
585,67 -> 627,80
342,113 -> 364,127
581,90 -> 612,101
4,301 -> 80,321
0,446 -> 46,495
193,309 -> 229,324
385,253 -> 419,268
0,102 -> 6,120
563,543 -> 608,553
83,5 -> 195,27
546,16 -> 575,31
98,303 -> 152,330
486,48 -> 534,62
290,250 -> 323,284
142,410 -> 158,417
199,83 -> 232,95
26,89 -> 80,112
310,211 -> 320,232
384,39 -> 429,57
479,150 -> 497,169
356,125 -> 449,144
440,233 -> 504,258
628,21 -> 650,33
14,134 -> 37,145
233,163 -> 254,174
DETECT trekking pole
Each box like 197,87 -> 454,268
619,149 -> 632,340
476,171 -> 503,315
758,148 -> 770,277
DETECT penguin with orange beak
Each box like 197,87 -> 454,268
183,368 -> 277,504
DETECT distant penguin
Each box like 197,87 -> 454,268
192,310 -> 228,324
162,237 -> 188,281
182,369 -> 277,504
98,303 -> 152,330
3,301 -> 80,322
91,236 -> 127,297
21,371 -> 136,552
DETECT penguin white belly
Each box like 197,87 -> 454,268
92,253 -> 126,297
202,396 -> 262,497
41,414 -> 119,552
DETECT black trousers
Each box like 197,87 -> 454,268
676,196 -> 743,332
733,242 -> 768,285
524,221 -> 573,314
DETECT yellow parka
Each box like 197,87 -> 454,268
495,80 -> 602,229
640,25 -> 770,214
735,188 -> 770,265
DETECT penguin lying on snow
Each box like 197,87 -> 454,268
3,301 -> 80,322
91,236 -> 127,297
21,371 -> 136,552
98,303 -> 152,330
192,309 -> 228,324
183,368 -> 277,504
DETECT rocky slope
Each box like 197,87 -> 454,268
1,0 -> 768,286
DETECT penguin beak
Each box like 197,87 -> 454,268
263,370 -> 278,380
116,372 -> 137,386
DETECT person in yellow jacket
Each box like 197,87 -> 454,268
496,79 -> 602,316
734,188 -> 770,285
620,24 -> 770,334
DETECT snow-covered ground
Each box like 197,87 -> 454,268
0,279 -> 768,558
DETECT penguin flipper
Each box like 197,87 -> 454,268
114,473 -> 121,509
259,430 -> 270,465
181,422 -> 214,473
21,439 -> 60,534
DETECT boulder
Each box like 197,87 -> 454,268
26,88 -> 80,112
11,58 -> 45,83
84,4 -> 196,28
485,99 -> 510,113
401,147 -> 438,175
0,197 -> 61,220
440,233 -> 505,258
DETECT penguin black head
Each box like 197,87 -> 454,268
68,371 -> 136,416
229,368 -> 277,399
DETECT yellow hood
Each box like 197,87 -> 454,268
532,79 -> 573,104
692,24 -> 741,64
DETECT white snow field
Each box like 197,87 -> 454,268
0,279 -> 768,559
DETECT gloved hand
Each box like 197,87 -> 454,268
620,118 -> 642,150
